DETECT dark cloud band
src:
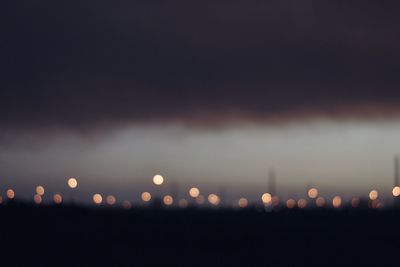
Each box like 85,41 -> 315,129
2,0 -> 400,130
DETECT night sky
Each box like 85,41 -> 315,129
1,0 -> 400,203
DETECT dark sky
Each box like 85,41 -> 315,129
2,0 -> 400,131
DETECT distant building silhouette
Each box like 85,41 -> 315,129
268,169 -> 276,196
394,155 -> 400,208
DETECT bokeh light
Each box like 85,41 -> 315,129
238,198 -> 248,208
208,194 -> 220,206
261,193 -> 272,205
308,188 -> 318,199
36,185 -> 45,196
196,195 -> 205,205
316,197 -> 326,207
34,194 -> 42,204
163,195 -> 174,206
141,192 -> 152,202
106,195 -> 116,205
178,199 -> 188,208
67,178 -> 78,189
53,194 -> 63,204
189,187 -> 200,198
286,198 -> 296,209
332,196 -> 342,208
297,198 -> 307,209
369,190 -> 378,201
153,174 -> 164,185
93,193 -> 103,204
393,186 -> 400,197
6,189 -> 15,199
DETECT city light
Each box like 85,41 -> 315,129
178,199 -> 188,208
6,189 -> 15,199
53,194 -> 63,204
261,193 -> 272,205
163,195 -> 174,206
141,192 -> 152,202
36,185 -> 45,196
393,186 -> 400,197
286,198 -> 296,209
189,187 -> 200,198
332,196 -> 342,208
67,178 -> 78,189
316,197 -> 326,208
208,194 -> 220,206
153,174 -> 164,185
93,194 -> 103,204
369,190 -> 378,201
196,195 -> 205,205
307,188 -> 318,199
238,198 -> 248,208
297,199 -> 307,209
34,194 -> 42,204
106,195 -> 116,205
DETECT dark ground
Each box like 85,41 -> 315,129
1,203 -> 399,267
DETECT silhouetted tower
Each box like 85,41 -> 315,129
395,155 -> 399,187
394,155 -> 400,208
268,169 -> 276,196
171,181 -> 179,207
218,186 -> 227,207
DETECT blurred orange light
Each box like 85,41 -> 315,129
34,194 -> 42,204
93,193 -> 103,204
297,198 -> 307,209
36,185 -> 45,196
53,194 -> 63,204
315,197 -> 326,207
178,199 -> 188,208
141,192 -> 152,202
189,187 -> 200,198
196,195 -> 205,205
369,190 -> 378,201
307,188 -> 318,199
332,196 -> 342,208
6,189 -> 15,199
163,195 -> 174,206
238,198 -> 248,208
106,195 -> 116,205
261,193 -> 272,205
153,174 -> 164,185
286,198 -> 296,209
67,178 -> 78,189
393,186 -> 400,197
208,194 -> 220,206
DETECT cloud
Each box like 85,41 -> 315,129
1,0 -> 400,131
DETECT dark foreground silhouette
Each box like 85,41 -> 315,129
1,203 -> 399,267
